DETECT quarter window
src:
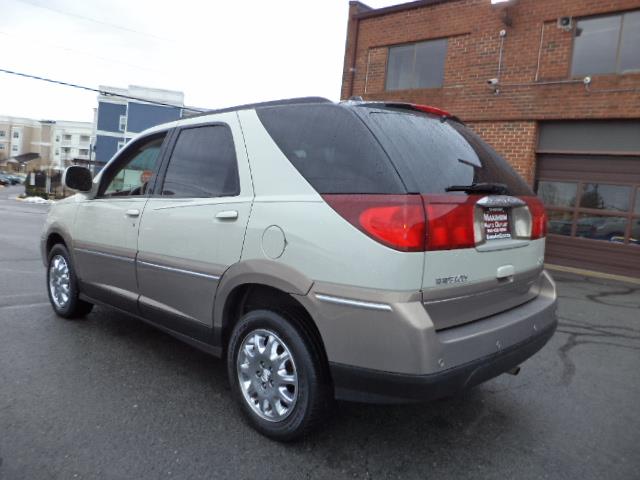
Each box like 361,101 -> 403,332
572,10 -> 640,76
161,125 -> 239,198
386,38 -> 448,91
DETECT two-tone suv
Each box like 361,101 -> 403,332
42,98 -> 557,441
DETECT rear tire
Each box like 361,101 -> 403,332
227,309 -> 332,441
47,244 -> 93,319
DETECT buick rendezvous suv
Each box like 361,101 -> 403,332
42,98 -> 557,440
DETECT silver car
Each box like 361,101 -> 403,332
42,98 -> 557,440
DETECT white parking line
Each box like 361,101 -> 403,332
0,302 -> 51,310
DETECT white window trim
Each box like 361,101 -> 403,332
119,115 -> 127,132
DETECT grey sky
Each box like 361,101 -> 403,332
0,0 -> 398,122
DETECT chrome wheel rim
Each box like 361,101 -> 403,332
49,255 -> 71,309
236,328 -> 298,422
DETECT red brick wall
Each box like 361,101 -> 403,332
468,121 -> 538,184
341,0 -> 640,183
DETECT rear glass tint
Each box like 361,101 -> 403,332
256,104 -> 405,194
358,107 -> 534,196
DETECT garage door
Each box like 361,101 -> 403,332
536,121 -> 640,278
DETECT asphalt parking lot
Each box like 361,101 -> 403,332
1,184 -> 639,479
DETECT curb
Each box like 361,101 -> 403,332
545,263 -> 640,286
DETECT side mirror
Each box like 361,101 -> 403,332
63,166 -> 93,192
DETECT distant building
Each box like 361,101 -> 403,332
93,85 -> 185,170
0,116 -> 92,170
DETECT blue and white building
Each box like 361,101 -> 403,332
93,85 -> 185,170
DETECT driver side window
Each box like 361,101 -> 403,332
101,134 -> 166,197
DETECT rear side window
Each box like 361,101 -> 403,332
359,107 -> 533,196
161,125 -> 239,198
256,104 -> 405,194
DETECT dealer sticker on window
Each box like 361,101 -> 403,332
484,207 -> 511,240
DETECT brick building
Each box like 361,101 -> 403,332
341,0 -> 640,278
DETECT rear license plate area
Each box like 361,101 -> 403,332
484,207 -> 511,240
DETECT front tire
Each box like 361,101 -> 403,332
47,244 -> 93,319
227,309 -> 331,441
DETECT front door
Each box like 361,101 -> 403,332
72,132 -> 169,311
136,116 -> 253,339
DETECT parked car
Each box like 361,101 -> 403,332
41,98 -> 557,440
0,174 -> 12,186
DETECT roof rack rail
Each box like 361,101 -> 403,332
186,96 -> 333,118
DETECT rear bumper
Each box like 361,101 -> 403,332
330,320 -> 556,403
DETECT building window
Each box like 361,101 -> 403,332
55,135 -> 60,142
55,149 -> 59,156
12,145 -> 18,152
79,149 -> 89,156
63,134 -> 72,141
386,38 -> 448,91
62,147 -> 71,153
12,131 -> 20,138
119,115 -> 127,132
572,10 -> 640,76
80,135 -> 90,143
0,130 -> 5,137
0,144 -> 5,150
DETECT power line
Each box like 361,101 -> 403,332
0,31 -> 167,74
0,67 -> 206,113
11,0 -> 174,43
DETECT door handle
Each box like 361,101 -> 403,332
125,209 -> 140,217
215,210 -> 238,220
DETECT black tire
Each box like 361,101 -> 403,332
227,309 -> 332,441
46,244 -> 93,319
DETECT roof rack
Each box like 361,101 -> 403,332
185,96 -> 333,118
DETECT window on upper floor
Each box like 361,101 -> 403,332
119,115 -> 127,132
386,38 -> 448,91
80,135 -> 90,143
63,134 -> 72,141
55,135 -> 60,142
12,145 -> 18,152
12,131 -> 19,138
79,148 -> 89,156
572,10 -> 640,77
0,144 -> 5,150
0,130 -> 5,137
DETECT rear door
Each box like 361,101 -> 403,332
359,106 -> 546,330
136,113 -> 253,339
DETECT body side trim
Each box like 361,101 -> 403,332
138,261 -> 221,280
75,247 -> 134,263
314,294 -> 392,311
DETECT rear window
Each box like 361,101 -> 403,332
256,104 -> 405,194
358,107 -> 534,196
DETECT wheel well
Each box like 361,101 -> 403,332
221,283 -> 330,373
46,233 -> 67,255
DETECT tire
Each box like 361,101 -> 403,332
46,244 -> 93,319
227,309 -> 332,441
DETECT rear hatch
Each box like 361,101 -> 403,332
355,104 -> 547,330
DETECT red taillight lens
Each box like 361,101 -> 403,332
323,194 -> 481,252
524,196 -> 547,239
423,195 -> 478,250
322,195 -> 426,251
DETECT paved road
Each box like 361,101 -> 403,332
1,184 -> 639,479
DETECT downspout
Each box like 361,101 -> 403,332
348,13 -> 361,98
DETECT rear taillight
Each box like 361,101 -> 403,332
322,195 -> 426,251
323,194 -> 481,252
524,196 -> 547,239
422,195 -> 479,250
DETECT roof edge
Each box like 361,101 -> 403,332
355,0 -> 457,19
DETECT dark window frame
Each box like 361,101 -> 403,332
155,122 -> 241,199
571,9 -> 640,77
385,38 -> 448,91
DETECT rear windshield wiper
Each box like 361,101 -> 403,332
445,182 -> 508,194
